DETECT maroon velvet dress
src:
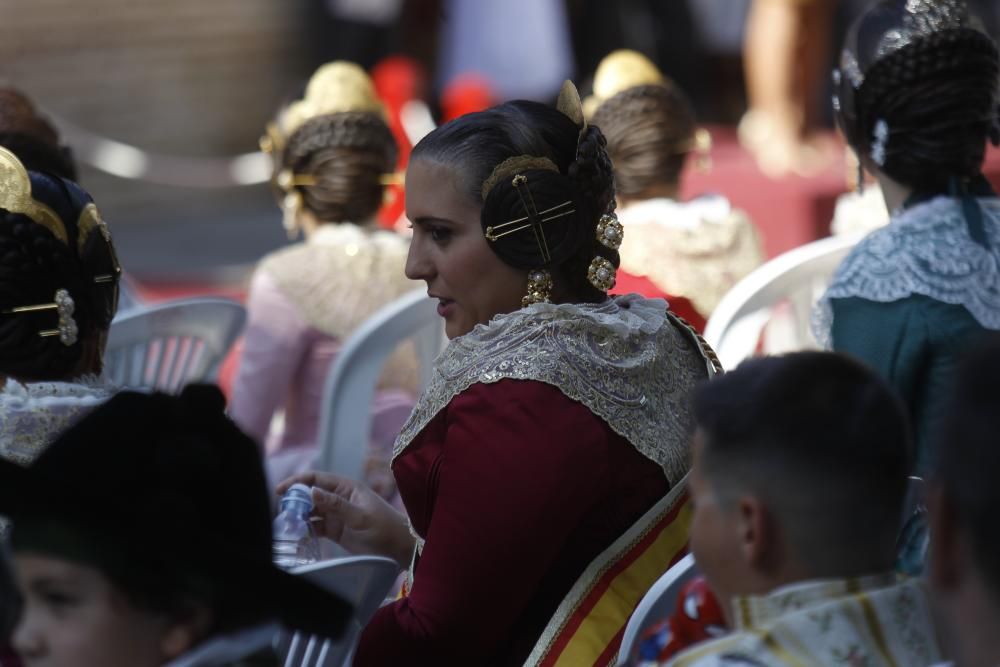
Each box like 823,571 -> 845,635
354,379 -> 670,665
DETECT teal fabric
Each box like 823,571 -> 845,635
830,294 -> 990,473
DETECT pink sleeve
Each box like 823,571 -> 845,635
354,381 -> 613,664
229,269 -> 311,452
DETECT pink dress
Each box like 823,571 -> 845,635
229,223 -> 418,493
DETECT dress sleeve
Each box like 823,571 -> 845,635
354,380 -> 615,664
228,269 -> 311,453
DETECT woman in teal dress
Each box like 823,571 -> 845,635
814,0 -> 1000,473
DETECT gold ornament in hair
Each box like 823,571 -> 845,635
77,203 -> 122,285
278,61 -> 386,141
0,146 -> 68,245
3,288 -> 78,346
481,155 -> 559,201
482,170 -> 576,265
595,213 -> 624,251
556,80 -> 587,130
583,50 -> 665,119
523,268 -> 553,308
587,256 -> 617,292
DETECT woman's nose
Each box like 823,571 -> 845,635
404,237 -> 433,282
12,614 -> 44,659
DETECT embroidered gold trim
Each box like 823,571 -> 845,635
480,155 -> 558,201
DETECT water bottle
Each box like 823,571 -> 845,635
273,483 -> 320,569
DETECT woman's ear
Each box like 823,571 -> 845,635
160,603 -> 213,660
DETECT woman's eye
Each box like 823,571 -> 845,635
429,227 -> 452,243
41,591 -> 77,609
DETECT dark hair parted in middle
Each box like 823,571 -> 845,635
693,351 -> 912,577
590,83 -> 696,197
411,100 -> 617,302
279,110 -> 398,224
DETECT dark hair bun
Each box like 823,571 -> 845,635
849,27 -> 1000,190
481,168 -> 590,269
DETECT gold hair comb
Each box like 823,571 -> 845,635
0,146 -> 69,245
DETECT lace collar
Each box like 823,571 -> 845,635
393,294 -> 717,484
0,375 -> 116,466
813,195 -> 1000,348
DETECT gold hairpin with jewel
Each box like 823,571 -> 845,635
3,288 -> 78,346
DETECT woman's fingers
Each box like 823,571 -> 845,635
276,471 -> 355,496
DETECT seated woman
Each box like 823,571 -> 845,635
0,385 -> 350,667
814,0 -> 1000,472
0,146 -> 120,464
281,82 -> 720,665
588,50 -> 763,324
229,62 -> 417,494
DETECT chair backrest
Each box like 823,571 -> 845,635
315,288 -> 444,478
703,233 -> 862,370
281,556 -> 400,667
616,553 -> 700,667
105,297 -> 246,392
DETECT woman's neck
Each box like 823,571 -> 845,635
874,171 -> 913,214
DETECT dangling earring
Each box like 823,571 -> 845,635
282,191 -> 303,240
522,269 -> 553,308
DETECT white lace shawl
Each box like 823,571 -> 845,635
812,196 -> 1000,349
0,375 -> 116,466
392,294 -> 716,485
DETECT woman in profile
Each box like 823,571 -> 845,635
815,0 -> 1000,472
282,82 -> 719,665
230,61 -> 417,495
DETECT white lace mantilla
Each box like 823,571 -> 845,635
812,196 -> 1000,349
392,294 -> 716,484
0,375 -> 116,466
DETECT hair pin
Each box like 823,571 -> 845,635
4,289 -> 78,346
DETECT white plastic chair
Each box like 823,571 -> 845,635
703,233 -> 863,370
315,288 -> 445,479
281,556 -> 400,667
105,297 -> 246,392
616,553 -> 700,667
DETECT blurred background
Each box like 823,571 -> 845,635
2,0 -> 999,295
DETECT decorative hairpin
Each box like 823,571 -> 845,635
77,203 -> 122,285
3,288 -> 78,346
276,169 -> 318,192
871,119 -> 890,166
587,256 -> 617,292
595,213 -> 624,251
0,147 -> 69,245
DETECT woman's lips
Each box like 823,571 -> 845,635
436,298 -> 455,318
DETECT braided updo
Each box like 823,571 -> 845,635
411,100 -> 617,303
590,82 -> 696,197
842,27 -> 1000,191
278,111 -> 397,224
0,172 -> 119,381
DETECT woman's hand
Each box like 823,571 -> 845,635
277,472 -> 415,568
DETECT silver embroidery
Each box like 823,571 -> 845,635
392,294 -> 715,485
812,196 -> 1000,349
